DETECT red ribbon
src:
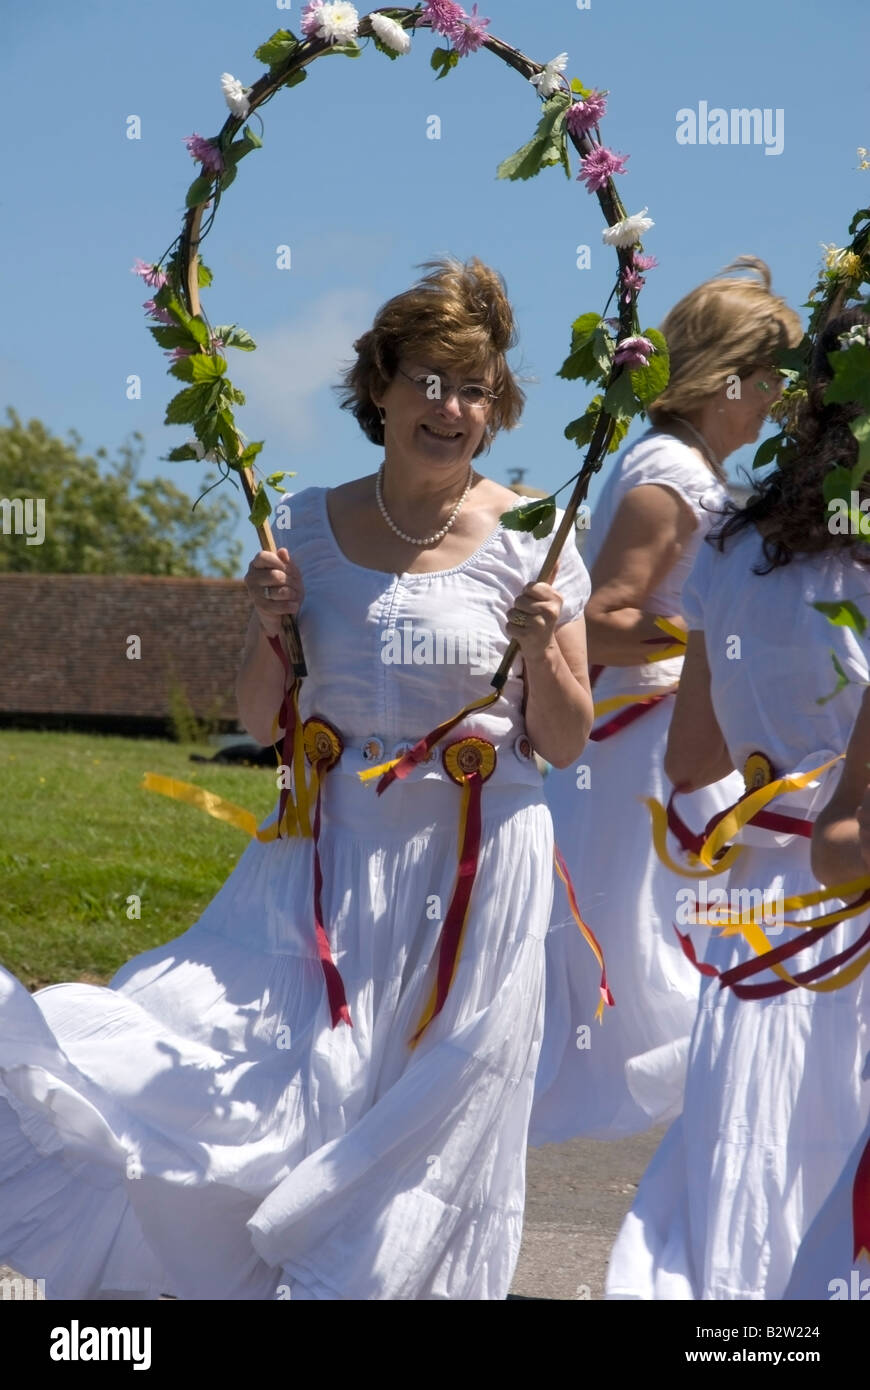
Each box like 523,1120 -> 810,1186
666,785 -> 813,860
853,1131 -> 870,1262
310,761 -> 352,1030
266,633 -> 297,839
589,690 -> 673,742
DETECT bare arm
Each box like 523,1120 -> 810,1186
584,484 -> 698,666
235,547 -> 302,746
522,614 -> 594,768
811,688 -> 870,886
664,629 -> 733,790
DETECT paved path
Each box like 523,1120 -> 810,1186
1,1127 -> 665,1301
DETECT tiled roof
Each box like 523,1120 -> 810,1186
0,574 -> 251,720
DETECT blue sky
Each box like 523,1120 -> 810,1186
2,0 -> 868,569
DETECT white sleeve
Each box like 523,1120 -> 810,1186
551,522 -> 592,627
681,534 -> 714,628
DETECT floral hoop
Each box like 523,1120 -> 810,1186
134,2 -> 670,679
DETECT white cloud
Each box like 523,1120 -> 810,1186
231,288 -> 374,449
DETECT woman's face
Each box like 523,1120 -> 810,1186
372,355 -> 495,472
721,365 -> 785,448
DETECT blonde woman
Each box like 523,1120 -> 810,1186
0,259 -> 593,1300
531,260 -> 802,1142
607,305 -> 870,1299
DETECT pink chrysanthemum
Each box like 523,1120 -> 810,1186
301,1 -> 326,37
566,90 -> 607,137
419,0 -> 466,36
132,259 -> 168,289
633,252 -> 658,271
183,133 -> 224,174
143,298 -> 174,326
577,145 -> 629,192
614,335 -> 655,369
450,3 -> 490,55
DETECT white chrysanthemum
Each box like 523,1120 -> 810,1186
221,72 -> 250,119
601,207 -> 655,248
530,53 -> 568,99
370,12 -> 411,53
315,2 -> 360,44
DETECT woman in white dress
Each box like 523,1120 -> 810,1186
531,260 -> 801,1142
783,686 -> 870,1299
0,257 -> 594,1300
606,305 -> 870,1299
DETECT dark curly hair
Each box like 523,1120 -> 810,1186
711,305 -> 870,572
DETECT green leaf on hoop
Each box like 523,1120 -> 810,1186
219,164 -> 238,193
149,324 -> 199,350
249,483 -> 272,529
283,69 -> 308,90
213,325 -> 257,352
824,344 -> 870,414
166,443 -> 202,462
223,128 -> 263,166
431,47 -> 460,80
500,496 -> 556,535
848,208 -> 870,236
320,41 -> 362,57
372,36 -> 402,61
570,78 -> 593,99
629,328 -> 670,408
197,261 -> 213,287
751,433 -> 784,470
239,441 -> 265,468
165,383 -> 221,426
812,600 -> 867,635
266,469 -> 295,491
822,464 -> 853,507
816,650 -> 851,705
496,93 -> 571,182
564,395 -> 629,454
227,384 -> 246,406
851,414 -> 870,475
559,312 -> 604,384
187,317 -> 210,347
603,371 -> 641,422
190,354 -> 227,381
185,174 -> 216,209
254,28 -> 301,68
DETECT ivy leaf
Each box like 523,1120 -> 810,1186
558,312 -> 603,383
320,41 -> 362,57
239,441 -> 265,468
822,464 -> 854,506
500,496 -> 556,534
817,651 -> 851,705
283,69 -> 307,90
185,174 -> 216,209
812,600 -> 867,635
431,46 -> 460,80
629,328 -> 670,408
775,340 -> 810,375
603,371 -> 641,422
752,433 -> 784,470
591,323 -> 615,377
570,78 -> 593,98
213,325 -> 257,351
223,127 -> 263,166
564,399 -> 603,448
372,36 -> 402,60
187,316 -> 210,347
532,504 -> 557,539
850,414 -> 870,477
254,28 -> 301,68
249,482 -> 272,528
164,383 -> 220,426
848,208 -> 870,236
168,356 -> 198,382
824,344 -> 870,413
166,443 -> 201,462
266,469 -> 296,491
197,261 -> 213,288
496,93 -> 571,182
219,164 -> 238,193
188,354 -> 227,381
149,324 -> 199,350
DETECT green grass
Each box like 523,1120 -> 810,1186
0,731 -> 278,989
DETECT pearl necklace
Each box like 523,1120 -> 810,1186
375,462 -> 474,546
669,416 -> 722,472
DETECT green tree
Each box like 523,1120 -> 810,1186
0,409 -> 242,576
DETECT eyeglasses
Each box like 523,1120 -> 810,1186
396,365 -> 498,408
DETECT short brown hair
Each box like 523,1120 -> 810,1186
648,256 -> 803,426
337,256 -> 525,457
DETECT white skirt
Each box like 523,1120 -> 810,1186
605,840 -> 870,1299
0,769 -> 554,1300
530,695 -> 742,1142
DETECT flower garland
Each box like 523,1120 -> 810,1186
134,3 -> 670,678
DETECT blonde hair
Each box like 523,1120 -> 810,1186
647,256 -> 803,425
337,256 -> 525,457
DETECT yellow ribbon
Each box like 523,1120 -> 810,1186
645,616 -> 688,664
142,773 -> 289,842
594,684 -> 678,718
645,795 -> 743,879
697,755 -> 843,869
